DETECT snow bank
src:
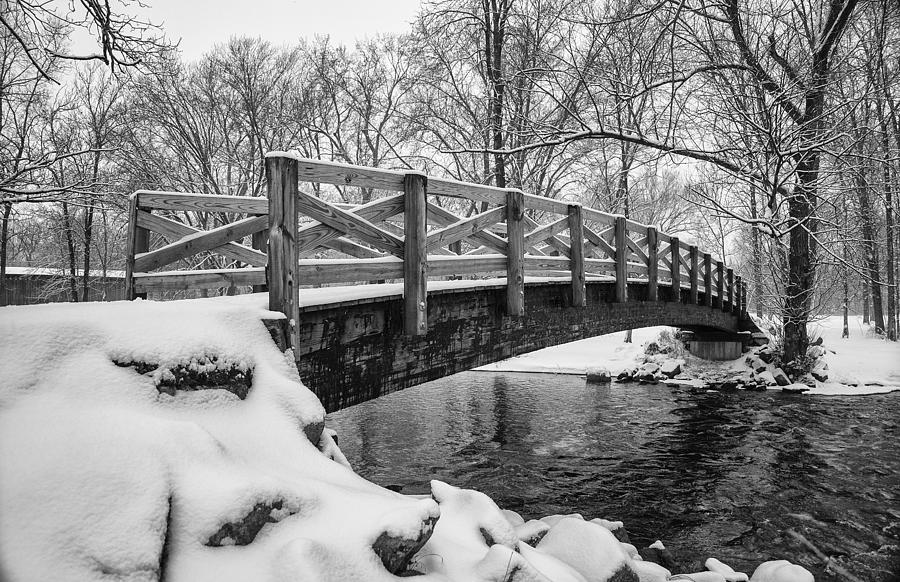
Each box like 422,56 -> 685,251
476,327 -> 671,375
806,316 -> 900,395
0,294 -> 820,581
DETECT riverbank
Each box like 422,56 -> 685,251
476,316 -> 900,396
0,296 -> 873,581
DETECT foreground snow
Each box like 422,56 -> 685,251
1,295 -> 816,581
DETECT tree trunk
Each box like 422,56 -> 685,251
0,202 -> 10,307
61,201 -> 79,302
484,0 -> 508,188
856,172 -> 886,333
749,186 -> 763,318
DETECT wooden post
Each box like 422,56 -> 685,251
703,253 -> 713,307
647,227 -> 658,302
125,193 -> 149,300
726,268 -> 734,313
404,173 -> 428,336
506,190 -> 526,316
567,204 -> 586,308
715,260 -> 724,309
614,216 -> 627,302
735,276 -> 743,314
251,229 -> 268,293
689,245 -> 699,305
742,282 -> 748,317
266,155 -> 300,350
670,237 -> 680,303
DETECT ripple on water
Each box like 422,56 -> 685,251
327,371 -> 900,581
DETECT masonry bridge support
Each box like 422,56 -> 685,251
125,154 -> 760,411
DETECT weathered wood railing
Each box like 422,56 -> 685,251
125,153 -> 748,348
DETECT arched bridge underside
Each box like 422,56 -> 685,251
283,280 -> 750,412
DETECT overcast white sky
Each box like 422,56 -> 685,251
139,0 -> 423,60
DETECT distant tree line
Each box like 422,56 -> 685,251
2,0 -> 898,360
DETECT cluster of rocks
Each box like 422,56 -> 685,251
587,334 -> 834,394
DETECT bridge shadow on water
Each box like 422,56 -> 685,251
327,370 -> 900,580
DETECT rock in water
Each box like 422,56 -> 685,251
537,517 -> 639,582
757,370 -> 777,386
639,541 -> 677,571
586,367 -> 612,383
782,383 -> 810,394
631,560 -> 670,582
811,360 -> 828,382
749,560 -> 814,582
771,368 -> 791,386
660,360 -> 682,378
636,363 -> 661,382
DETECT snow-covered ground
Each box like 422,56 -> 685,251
0,294 -> 823,581
806,315 -> 900,395
477,317 -> 900,397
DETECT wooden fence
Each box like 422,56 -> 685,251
125,154 -> 747,347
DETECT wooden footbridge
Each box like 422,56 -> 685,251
125,153 -> 755,411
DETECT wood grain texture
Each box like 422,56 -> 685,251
568,205 -> 586,307
296,194 -> 404,255
689,246 -> 699,305
267,156 -> 300,349
727,268 -> 734,312
523,216 -> 571,252
426,202 -> 508,254
704,253 -> 713,307
583,225 -> 616,259
614,216 -> 627,302
523,215 -> 570,256
125,194 -> 149,300
716,261 -> 724,309
425,206 -> 505,252
647,227 -> 658,302
134,215 -> 268,272
296,189 -> 404,257
135,191 -> 268,214
670,237 -> 681,301
133,268 -> 265,291
136,211 -> 267,267
506,190 -> 526,316
404,173 -> 428,336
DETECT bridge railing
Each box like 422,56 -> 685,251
124,153 -> 747,347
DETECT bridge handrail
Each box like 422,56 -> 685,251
124,153 -> 747,347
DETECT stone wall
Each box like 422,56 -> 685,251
294,281 -> 742,412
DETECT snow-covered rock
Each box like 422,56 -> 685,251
811,360 -> 828,382
771,367 -> 791,386
677,572 -> 727,582
757,370 -> 777,386
586,367 -> 612,383
705,557 -> 749,581
660,360 -> 682,378
631,559 -> 670,582
536,517 -> 639,582
749,560 -> 814,582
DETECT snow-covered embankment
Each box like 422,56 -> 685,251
0,295 -> 812,581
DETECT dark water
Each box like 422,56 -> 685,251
327,372 -> 900,580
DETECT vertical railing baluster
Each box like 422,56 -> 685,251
704,253 -> 713,307
615,216 -> 627,302
670,237 -> 681,303
125,192 -> 149,300
266,154 -> 300,350
506,190 -> 526,316
404,172 -> 428,336
647,227 -> 658,302
726,268 -> 734,313
689,245 -> 699,305
568,204 -> 586,308
715,260 -> 724,310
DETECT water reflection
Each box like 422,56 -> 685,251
327,371 -> 900,580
